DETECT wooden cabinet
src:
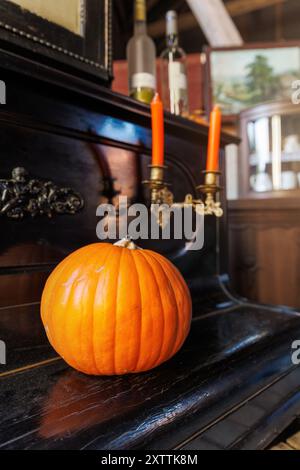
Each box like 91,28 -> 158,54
228,101 -> 300,308
228,198 -> 300,308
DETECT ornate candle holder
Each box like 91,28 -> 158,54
143,166 -> 223,219
195,170 -> 223,217
143,165 -> 174,205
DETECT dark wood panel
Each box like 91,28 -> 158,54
0,303 -> 56,372
228,199 -> 300,308
0,271 -> 49,307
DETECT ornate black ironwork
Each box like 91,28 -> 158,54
0,167 -> 84,219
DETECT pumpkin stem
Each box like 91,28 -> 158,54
114,237 -> 141,250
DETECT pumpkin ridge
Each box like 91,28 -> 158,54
138,250 -> 166,370
152,255 -> 189,355
45,253 -> 80,359
41,252 -> 74,338
112,247 -> 124,374
168,263 -> 192,345
149,252 -> 192,313
62,248 -> 100,371
129,250 -> 144,372
57,257 -> 83,370
91,244 -> 115,375
143,251 -> 179,366
154,257 -> 180,359
158,253 -> 192,343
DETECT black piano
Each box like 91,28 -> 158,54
0,46 -> 300,451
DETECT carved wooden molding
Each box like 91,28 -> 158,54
0,167 -> 84,219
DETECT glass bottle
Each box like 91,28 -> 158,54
127,0 -> 157,104
160,10 -> 189,116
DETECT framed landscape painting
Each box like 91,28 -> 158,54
204,43 -> 300,120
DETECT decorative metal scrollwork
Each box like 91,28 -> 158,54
0,167 -> 84,219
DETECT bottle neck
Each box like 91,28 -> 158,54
134,20 -> 147,35
166,34 -> 179,48
134,0 -> 147,35
166,11 -> 179,48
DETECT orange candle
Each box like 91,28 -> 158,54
151,93 -> 164,166
206,106 -> 222,172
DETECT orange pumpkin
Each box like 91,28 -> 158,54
41,238 -> 192,376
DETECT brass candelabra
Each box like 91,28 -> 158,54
143,165 -> 223,218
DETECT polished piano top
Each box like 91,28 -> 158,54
1,299 -> 300,450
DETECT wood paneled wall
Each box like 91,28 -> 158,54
228,198 -> 300,308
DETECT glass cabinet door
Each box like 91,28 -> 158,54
248,112 -> 300,193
